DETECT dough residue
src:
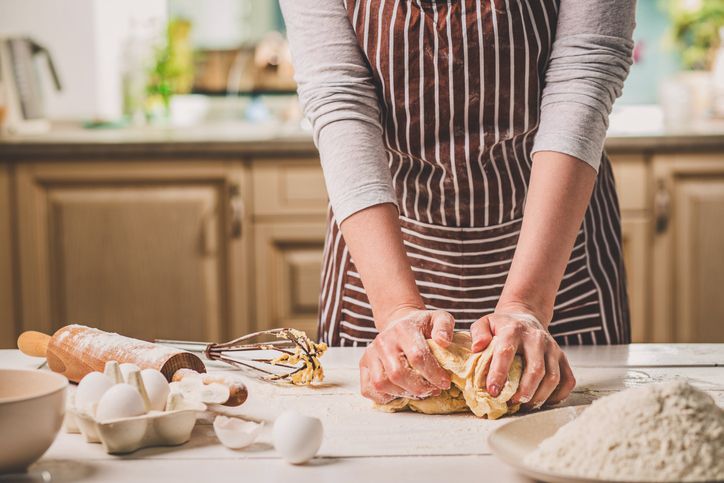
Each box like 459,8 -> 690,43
375,332 -> 522,419
525,380 -> 724,482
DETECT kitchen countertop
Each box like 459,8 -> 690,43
1,118 -> 724,159
1,344 -> 722,482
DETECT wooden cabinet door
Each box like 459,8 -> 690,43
611,155 -> 651,342
620,216 -> 651,343
0,164 -> 16,347
15,161 -> 251,342
253,221 -> 326,337
652,154 -> 724,342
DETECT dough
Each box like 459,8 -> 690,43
375,332 -> 523,419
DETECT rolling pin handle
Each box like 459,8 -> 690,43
17,330 -> 51,358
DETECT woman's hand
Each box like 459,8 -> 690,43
359,308 -> 455,404
470,307 -> 575,409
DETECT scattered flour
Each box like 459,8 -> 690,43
525,381 -> 724,482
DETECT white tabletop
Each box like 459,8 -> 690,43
1,344 -> 723,483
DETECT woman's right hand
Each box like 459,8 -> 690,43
359,308 -> 455,404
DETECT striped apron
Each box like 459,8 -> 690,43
319,0 -> 631,346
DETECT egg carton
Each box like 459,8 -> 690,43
66,401 -> 206,454
65,362 -> 207,455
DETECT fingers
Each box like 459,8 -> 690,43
547,353 -> 576,405
380,345 -> 440,397
403,330 -> 451,389
359,364 -> 395,404
511,331 -> 547,405
525,352 -> 561,410
366,352 -> 410,399
486,325 -> 521,397
471,315 -> 493,352
430,311 -> 454,348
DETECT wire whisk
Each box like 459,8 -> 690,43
156,328 -> 328,385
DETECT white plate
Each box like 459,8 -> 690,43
488,406 -> 720,483
487,405 -> 714,483
488,406 -> 593,483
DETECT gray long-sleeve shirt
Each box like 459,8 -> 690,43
281,0 -> 635,224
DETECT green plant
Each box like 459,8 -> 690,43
147,18 -> 194,113
664,0 -> 724,70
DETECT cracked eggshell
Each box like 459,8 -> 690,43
273,411 -> 323,464
213,416 -> 263,449
140,369 -> 170,411
170,378 -> 230,405
75,372 -> 114,416
95,383 -> 146,422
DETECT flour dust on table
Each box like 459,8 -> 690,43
525,380 -> 724,482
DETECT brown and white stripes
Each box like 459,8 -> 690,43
319,0 -> 630,346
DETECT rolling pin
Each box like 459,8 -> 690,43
18,325 -> 247,407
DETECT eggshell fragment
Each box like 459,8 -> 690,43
213,416 -> 263,449
272,411 -> 323,464
75,372 -> 114,416
141,369 -> 170,411
96,383 -> 146,422
170,378 -> 230,405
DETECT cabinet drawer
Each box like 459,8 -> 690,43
252,160 -> 328,217
610,155 -> 648,212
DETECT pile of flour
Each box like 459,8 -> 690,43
525,381 -> 724,482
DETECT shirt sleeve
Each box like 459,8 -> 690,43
280,0 -> 397,223
531,0 -> 636,172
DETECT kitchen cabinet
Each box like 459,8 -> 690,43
251,160 -> 328,336
0,164 -> 15,346
13,161 -> 252,343
651,154 -> 724,343
253,221 -> 326,336
1,131 -> 723,347
611,155 -> 651,343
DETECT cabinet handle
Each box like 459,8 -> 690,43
229,183 -> 244,239
654,179 -> 670,235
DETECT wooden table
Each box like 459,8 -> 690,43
1,344 -> 722,483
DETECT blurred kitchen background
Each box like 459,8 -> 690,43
0,0 -> 723,348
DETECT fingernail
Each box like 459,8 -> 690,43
518,395 -> 531,404
489,384 -> 501,397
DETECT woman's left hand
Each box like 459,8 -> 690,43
470,309 -> 576,409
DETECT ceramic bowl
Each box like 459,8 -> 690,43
0,369 -> 67,473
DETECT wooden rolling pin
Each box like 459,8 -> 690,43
18,325 -> 247,406
18,325 -> 206,382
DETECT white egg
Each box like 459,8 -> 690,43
272,411 -> 323,464
75,372 -> 114,416
119,363 -> 140,383
95,383 -> 146,422
140,369 -> 170,411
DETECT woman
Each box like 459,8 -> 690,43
281,0 -> 635,408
